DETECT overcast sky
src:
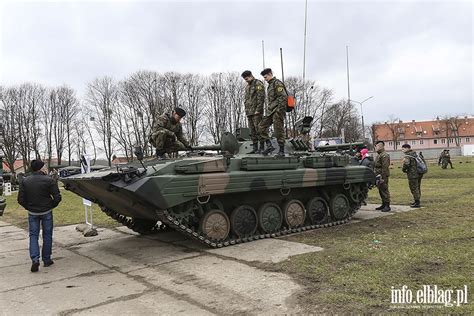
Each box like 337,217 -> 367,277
0,0 -> 472,124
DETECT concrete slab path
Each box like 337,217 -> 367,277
0,203 -> 414,315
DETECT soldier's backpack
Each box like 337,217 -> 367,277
281,84 -> 295,112
406,153 -> 428,174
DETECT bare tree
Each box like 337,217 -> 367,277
370,122 -> 382,146
13,84 -> 45,170
385,115 -> 402,150
85,77 -> 118,166
224,72 -> 245,134
0,86 -> 20,181
119,71 -> 167,157
183,74 -> 206,145
284,77 -> 333,138
320,100 -> 361,142
440,115 -> 464,147
48,86 -> 78,166
205,73 -> 228,143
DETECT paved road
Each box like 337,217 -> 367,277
0,204 -> 411,315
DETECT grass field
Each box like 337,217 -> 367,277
277,157 -> 474,313
1,157 -> 472,313
1,188 -> 118,229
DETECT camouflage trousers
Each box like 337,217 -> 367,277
377,176 -> 390,204
408,177 -> 421,201
247,114 -> 262,143
149,129 -> 186,154
258,109 -> 286,145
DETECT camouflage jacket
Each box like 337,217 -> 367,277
153,113 -> 189,147
438,151 -> 451,164
244,78 -> 265,116
374,150 -> 390,178
402,150 -> 419,179
266,77 -> 287,115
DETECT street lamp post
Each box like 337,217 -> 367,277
350,96 -> 373,140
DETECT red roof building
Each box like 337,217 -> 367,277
373,116 -> 474,151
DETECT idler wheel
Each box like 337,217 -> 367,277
282,200 -> 306,228
200,209 -> 230,241
330,194 -> 350,220
230,205 -> 258,237
258,203 -> 283,233
306,197 -> 329,224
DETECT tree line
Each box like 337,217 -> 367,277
0,70 -> 364,174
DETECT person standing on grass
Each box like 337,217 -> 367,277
18,160 -> 62,272
401,144 -> 421,208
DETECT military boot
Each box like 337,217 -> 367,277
375,203 -> 386,210
248,142 -> 259,154
262,140 -> 275,155
411,200 -> 421,208
257,141 -> 265,154
275,144 -> 285,157
381,203 -> 391,212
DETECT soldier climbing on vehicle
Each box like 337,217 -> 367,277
149,107 -> 191,158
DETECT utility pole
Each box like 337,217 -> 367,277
302,0 -> 308,106
346,45 -> 351,106
280,48 -> 285,82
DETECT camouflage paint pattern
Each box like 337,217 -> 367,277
61,141 -> 375,221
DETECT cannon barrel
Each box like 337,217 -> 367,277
190,144 -> 222,151
191,132 -> 240,155
315,142 -> 364,152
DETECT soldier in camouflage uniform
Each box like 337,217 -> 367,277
401,144 -> 421,208
258,68 -> 288,157
149,107 -> 191,158
241,70 -> 265,153
373,140 -> 391,212
438,149 -> 454,169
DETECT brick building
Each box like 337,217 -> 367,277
372,116 -> 474,153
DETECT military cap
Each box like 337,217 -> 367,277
401,143 -> 411,149
174,107 -> 186,118
375,140 -> 385,145
241,70 -> 252,78
31,159 -> 45,172
260,68 -> 272,76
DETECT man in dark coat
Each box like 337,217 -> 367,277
18,160 -> 62,272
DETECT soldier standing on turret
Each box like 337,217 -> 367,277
258,68 -> 288,157
241,70 -> 265,154
149,107 -> 191,158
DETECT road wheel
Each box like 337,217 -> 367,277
258,203 -> 283,233
200,209 -> 230,241
230,205 -> 258,237
282,200 -> 306,228
329,194 -> 350,220
306,197 -> 329,224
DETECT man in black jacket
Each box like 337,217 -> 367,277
18,160 -> 62,272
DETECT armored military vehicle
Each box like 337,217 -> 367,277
61,125 -> 374,248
